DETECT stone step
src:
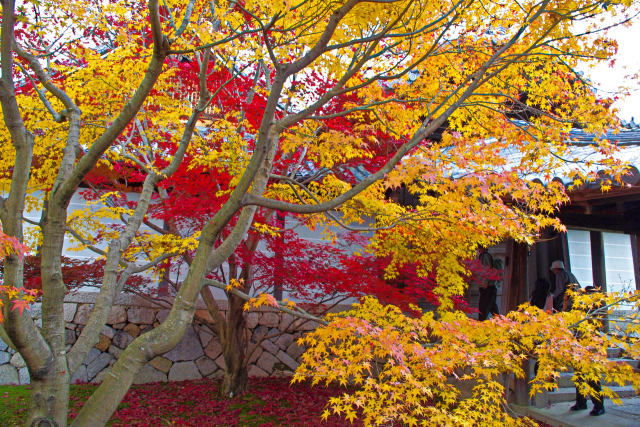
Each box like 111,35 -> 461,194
607,347 -> 623,359
556,372 -> 635,389
530,346 -> 638,411
608,358 -> 640,370
534,386 -> 639,408
556,373 -> 574,389
539,357 -> 638,378
517,396 -> 640,427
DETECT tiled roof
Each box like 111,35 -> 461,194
474,121 -> 640,188
568,124 -> 640,147
536,126 -> 640,188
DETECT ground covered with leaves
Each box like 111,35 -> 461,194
1,378 -> 361,426
1,378 -> 555,426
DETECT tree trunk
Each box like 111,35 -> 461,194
32,211 -> 72,426
220,294 -> 248,397
26,358 -> 70,427
72,78 -> 279,425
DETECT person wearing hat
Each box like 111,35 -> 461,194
549,260 -> 580,311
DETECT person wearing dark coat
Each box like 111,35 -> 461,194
530,278 -> 551,309
571,285 -> 605,416
550,260 -> 580,311
572,364 -> 605,415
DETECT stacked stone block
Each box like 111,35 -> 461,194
0,293 -> 319,385
0,340 -> 30,385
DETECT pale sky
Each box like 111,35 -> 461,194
580,16 -> 640,123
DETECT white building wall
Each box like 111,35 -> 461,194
567,229 -> 593,287
567,228 -> 636,295
603,232 -> 636,293
20,190 -> 375,305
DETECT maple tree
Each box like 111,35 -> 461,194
295,292 -> 640,426
1,0 -> 639,425
71,62 -> 484,397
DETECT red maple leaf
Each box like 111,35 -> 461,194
12,299 -> 31,315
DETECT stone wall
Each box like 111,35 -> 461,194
0,293 -> 319,385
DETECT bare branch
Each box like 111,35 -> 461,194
56,0 -> 171,206
204,279 -> 327,325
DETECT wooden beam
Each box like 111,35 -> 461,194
558,212 -> 640,234
569,186 -> 640,203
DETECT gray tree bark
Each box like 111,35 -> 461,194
1,0 -> 170,424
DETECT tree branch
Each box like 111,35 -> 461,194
55,0 -> 171,206
203,279 -> 326,325
0,0 -> 54,380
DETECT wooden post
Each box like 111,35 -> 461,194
513,359 -> 532,405
561,231 -> 570,271
273,212 -> 286,300
590,231 -> 606,290
505,241 -> 528,313
631,234 -> 640,291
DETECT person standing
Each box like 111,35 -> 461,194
549,260 -> 580,311
571,285 -> 605,416
530,278 -> 551,310
572,377 -> 605,416
549,262 -> 603,415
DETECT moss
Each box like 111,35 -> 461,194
0,384 -> 30,426
0,378 -> 357,426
